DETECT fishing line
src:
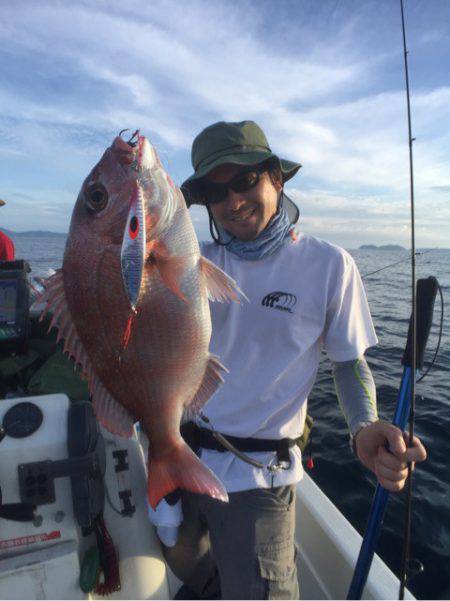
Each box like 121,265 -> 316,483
361,249 -> 434,279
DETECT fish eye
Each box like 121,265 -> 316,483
85,183 -> 109,212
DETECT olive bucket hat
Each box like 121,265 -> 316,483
181,120 -> 301,223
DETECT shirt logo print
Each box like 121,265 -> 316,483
261,291 -> 297,314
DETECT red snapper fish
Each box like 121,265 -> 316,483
39,131 -> 244,509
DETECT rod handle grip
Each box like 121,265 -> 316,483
402,276 -> 438,369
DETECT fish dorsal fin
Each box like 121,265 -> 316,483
199,256 -> 249,303
183,354 -> 228,421
38,269 -> 94,372
37,269 -> 135,437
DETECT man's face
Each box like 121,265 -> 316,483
205,163 -> 282,241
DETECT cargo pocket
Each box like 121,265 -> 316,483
257,541 -> 298,600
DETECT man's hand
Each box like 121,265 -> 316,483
354,420 -> 427,492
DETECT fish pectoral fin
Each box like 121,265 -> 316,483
199,256 -> 249,303
183,354 -> 229,421
147,241 -> 189,303
89,372 -> 135,437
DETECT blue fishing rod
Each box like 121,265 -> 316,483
347,276 -> 438,600
347,1 -> 441,597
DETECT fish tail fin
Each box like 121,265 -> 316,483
147,441 -> 228,509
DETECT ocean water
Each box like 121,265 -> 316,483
10,232 -> 450,599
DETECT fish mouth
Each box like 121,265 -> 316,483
113,130 -> 157,176
112,133 -> 139,166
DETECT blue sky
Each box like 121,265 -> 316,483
0,0 -> 449,247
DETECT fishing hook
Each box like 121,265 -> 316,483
118,129 -> 140,147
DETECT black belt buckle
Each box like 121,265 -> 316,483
273,440 -> 292,471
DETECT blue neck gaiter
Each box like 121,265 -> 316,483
216,192 -> 294,261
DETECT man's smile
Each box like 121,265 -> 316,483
229,207 -> 256,222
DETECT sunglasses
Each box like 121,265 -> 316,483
198,164 -> 268,205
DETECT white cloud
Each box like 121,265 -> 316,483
0,0 -> 449,247
288,187 -> 450,248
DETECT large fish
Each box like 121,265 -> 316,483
38,131 -> 244,509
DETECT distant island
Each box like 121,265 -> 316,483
1,228 -> 67,238
359,244 -> 405,251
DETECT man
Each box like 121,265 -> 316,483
162,121 -> 426,600
0,200 -> 15,261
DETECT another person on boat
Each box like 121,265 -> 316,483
0,200 -> 15,261
162,120 -> 427,600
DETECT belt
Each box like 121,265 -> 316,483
181,422 -> 298,464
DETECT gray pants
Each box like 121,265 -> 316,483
162,485 -> 299,600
